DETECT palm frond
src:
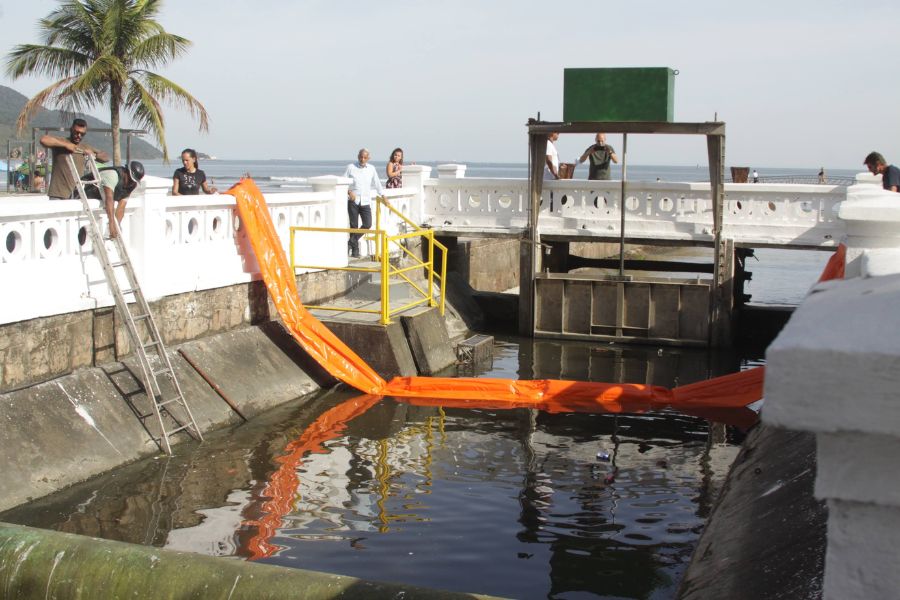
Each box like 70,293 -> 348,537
137,71 -> 210,132
5,45 -> 91,80
14,78 -> 80,133
129,32 -> 192,69
123,78 -> 167,159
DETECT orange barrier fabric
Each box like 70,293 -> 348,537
244,393 -> 383,559
226,178 -> 763,410
818,243 -> 847,282
228,180 -> 386,394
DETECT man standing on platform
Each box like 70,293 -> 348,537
545,132 -> 560,180
863,152 -> 900,192
40,118 -> 109,199
343,148 -> 384,258
577,133 -> 619,180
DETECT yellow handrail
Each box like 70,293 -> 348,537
289,197 -> 447,325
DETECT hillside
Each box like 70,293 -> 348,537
1,85 -> 163,160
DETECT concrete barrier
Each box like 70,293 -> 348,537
0,522 -> 504,599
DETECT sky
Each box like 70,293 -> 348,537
1,0 -> 898,169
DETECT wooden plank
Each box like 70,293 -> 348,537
679,284 -> 711,341
650,285 -> 681,339
528,121 -> 725,136
591,281 -> 618,328
535,278 -> 563,333
567,256 -> 714,273
563,281 -> 592,334
624,282 -> 651,333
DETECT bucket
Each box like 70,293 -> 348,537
558,163 -> 576,179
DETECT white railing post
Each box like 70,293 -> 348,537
131,176 -> 170,299
398,165 -> 431,224
764,185 -> 900,600
308,175 -> 351,264
839,185 -> 900,278
437,164 -> 467,179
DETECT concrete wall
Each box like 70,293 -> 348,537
0,322 -> 326,512
0,268 -> 373,394
762,185 -> 900,600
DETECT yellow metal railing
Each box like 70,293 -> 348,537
289,196 -> 448,325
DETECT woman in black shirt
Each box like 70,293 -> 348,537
172,148 -> 217,195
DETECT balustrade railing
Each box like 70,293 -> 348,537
0,166 -> 873,325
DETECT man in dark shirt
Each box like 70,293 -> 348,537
577,133 -> 619,180
40,118 -> 110,199
863,151 -> 900,192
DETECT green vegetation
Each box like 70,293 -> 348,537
4,0 -> 209,163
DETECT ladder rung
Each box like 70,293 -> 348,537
110,260 -> 128,268
158,396 -> 184,408
153,368 -> 173,377
133,313 -> 151,321
166,424 -> 192,436
121,288 -> 136,295
143,340 -> 161,350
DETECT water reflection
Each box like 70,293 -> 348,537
2,338 -> 759,599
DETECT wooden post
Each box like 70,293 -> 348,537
706,132 -> 729,346
519,125 -> 547,336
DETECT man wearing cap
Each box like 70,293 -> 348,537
94,161 -> 145,238
40,118 -> 110,199
863,152 -> 900,193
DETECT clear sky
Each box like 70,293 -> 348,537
1,0 -> 898,169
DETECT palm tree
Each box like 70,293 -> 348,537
5,0 -> 208,163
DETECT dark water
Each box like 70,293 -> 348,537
140,158 -> 859,195
1,338 -> 760,599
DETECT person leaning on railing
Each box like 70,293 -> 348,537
863,151 -> 900,192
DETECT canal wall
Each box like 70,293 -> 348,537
0,322 -> 327,512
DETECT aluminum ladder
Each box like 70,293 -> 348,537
65,153 -> 203,454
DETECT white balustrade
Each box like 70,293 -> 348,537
0,177 -> 346,325
0,164 -> 869,325
423,176 -> 845,245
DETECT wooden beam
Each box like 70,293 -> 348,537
519,131 -> 548,336
528,121 -> 725,136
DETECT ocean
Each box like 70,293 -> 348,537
139,159 -> 861,194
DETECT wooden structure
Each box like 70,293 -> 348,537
522,120 -> 729,346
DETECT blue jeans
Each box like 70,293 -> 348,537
347,201 -> 372,255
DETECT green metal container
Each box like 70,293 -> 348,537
563,67 -> 675,122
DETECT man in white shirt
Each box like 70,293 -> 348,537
545,132 -> 560,180
342,148 -> 384,258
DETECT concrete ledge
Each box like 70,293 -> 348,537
401,308 -> 456,375
0,324 -> 322,512
323,320 -> 417,379
765,274 -> 900,436
0,522 -> 503,600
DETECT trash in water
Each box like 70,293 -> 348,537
596,450 -> 610,462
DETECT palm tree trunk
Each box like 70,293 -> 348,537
110,84 -> 122,165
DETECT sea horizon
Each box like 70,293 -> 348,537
136,158 -> 861,194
